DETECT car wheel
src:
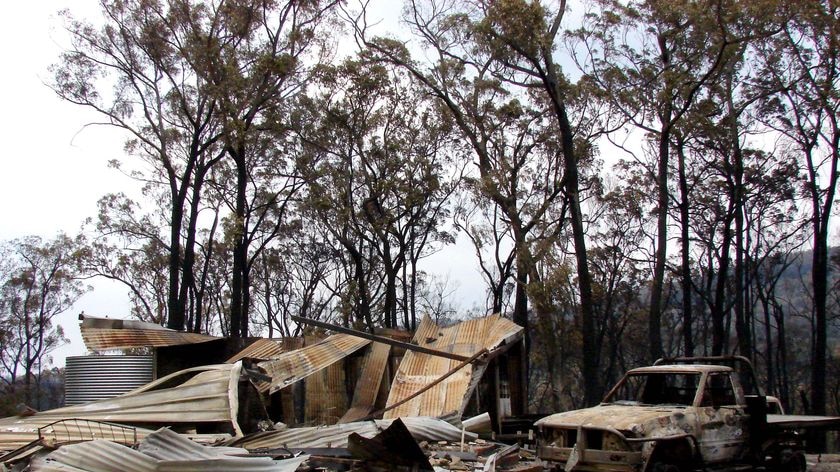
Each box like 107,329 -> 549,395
780,451 -> 806,472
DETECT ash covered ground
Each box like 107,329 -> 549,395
805,455 -> 840,472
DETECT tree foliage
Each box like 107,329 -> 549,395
0,235 -> 87,409
31,0 -> 840,424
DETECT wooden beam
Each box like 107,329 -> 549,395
290,316 -> 472,362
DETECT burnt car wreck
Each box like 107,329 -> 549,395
535,357 -> 840,472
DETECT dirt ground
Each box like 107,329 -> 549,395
807,455 -> 840,472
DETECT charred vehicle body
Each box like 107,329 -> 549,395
536,356 -> 835,472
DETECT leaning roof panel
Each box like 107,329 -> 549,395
226,338 -> 304,363
383,314 -> 523,419
258,334 -> 371,394
339,341 -> 391,423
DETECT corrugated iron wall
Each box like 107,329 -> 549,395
65,355 -> 154,405
305,361 -> 347,425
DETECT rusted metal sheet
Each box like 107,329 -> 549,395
232,417 -> 476,450
235,422 -> 381,450
340,342 -> 391,423
292,315 -> 471,361
30,427 -> 309,472
305,361 -> 348,425
383,314 -> 523,419
228,339 -> 307,393
137,428 -> 251,459
346,418 -> 433,470
226,338 -> 304,363
0,363 -> 246,452
258,334 -> 370,394
80,315 -> 218,351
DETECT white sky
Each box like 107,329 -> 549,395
0,1 -> 486,367
0,1 -> 127,239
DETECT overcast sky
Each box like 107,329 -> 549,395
1,1 -> 131,240
0,1 -> 486,366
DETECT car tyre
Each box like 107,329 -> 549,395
779,451 -> 806,472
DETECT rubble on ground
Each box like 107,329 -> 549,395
0,314 -> 540,471
3,421 -> 544,472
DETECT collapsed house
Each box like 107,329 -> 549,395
0,314 -> 542,471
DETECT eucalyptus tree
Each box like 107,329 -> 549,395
83,193 -> 171,324
53,0 -> 341,335
0,235 -> 88,408
678,126 -> 754,358
676,77 -> 756,359
746,175 -> 805,407
688,0 -> 798,361
753,0 -> 840,419
452,193 -> 516,316
199,0 -> 340,338
52,0 -> 235,331
478,0 -> 608,405
588,181 -> 649,388
250,225 -> 339,338
293,57 -> 459,330
352,0 -> 602,403
571,0 -> 746,361
445,92 -> 573,328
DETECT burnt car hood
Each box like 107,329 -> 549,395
535,404 -> 691,434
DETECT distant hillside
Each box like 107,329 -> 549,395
778,247 -> 840,281
765,246 -> 840,339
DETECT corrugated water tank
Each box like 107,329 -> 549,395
65,355 -> 155,405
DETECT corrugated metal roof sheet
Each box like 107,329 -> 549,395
80,315 -> 218,351
339,342 -> 391,423
227,339 -> 276,363
137,428 -> 249,460
258,334 -> 370,394
137,428 -> 248,461
0,363 -> 245,452
383,314 -> 523,419
226,338 -> 304,363
232,417 -> 475,450
30,428 -> 308,472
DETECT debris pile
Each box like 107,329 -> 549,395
30,427 -> 308,472
0,314 -> 541,471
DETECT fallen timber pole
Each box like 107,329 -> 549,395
359,348 -> 490,421
291,315 -> 472,362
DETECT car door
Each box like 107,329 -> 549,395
697,372 -> 750,464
